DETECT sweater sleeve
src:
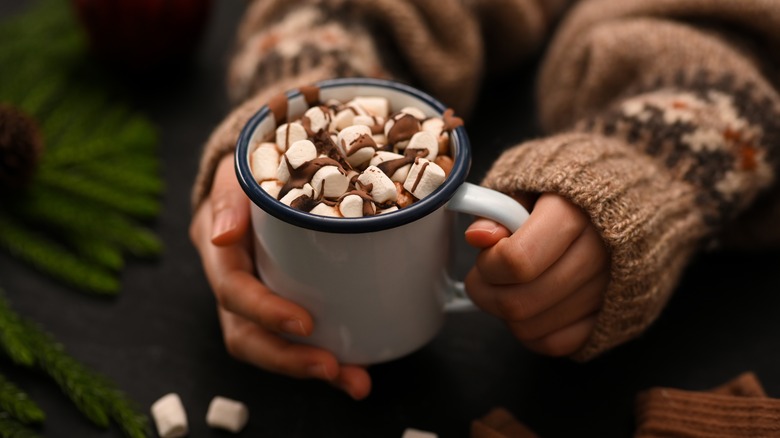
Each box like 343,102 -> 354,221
191,0 -> 567,210
481,0 -> 780,360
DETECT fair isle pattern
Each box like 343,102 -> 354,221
228,5 -> 387,104
577,70 -> 780,228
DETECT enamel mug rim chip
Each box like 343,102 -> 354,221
234,77 -> 471,234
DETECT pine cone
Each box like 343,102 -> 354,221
0,104 -> 44,192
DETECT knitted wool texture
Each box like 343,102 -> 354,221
192,0 -> 780,360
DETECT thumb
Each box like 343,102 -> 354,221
210,155 -> 250,246
464,218 -> 511,249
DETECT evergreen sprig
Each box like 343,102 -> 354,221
0,373 -> 45,426
0,293 -> 150,437
0,414 -> 39,438
0,0 -> 164,294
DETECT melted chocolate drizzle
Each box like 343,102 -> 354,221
279,156 -> 345,199
345,133 -> 378,156
442,108 -> 464,132
376,148 -> 428,178
387,113 -> 421,146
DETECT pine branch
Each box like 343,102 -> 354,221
35,170 -> 160,219
0,300 -> 34,368
0,414 -> 39,438
0,213 -> 119,295
67,235 -> 125,272
0,374 -> 44,425
0,293 -> 150,437
15,186 -> 162,257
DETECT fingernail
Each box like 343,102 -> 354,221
467,219 -> 500,235
211,211 -> 235,242
280,319 -> 306,336
308,363 -> 335,380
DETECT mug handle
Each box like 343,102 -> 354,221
443,182 -> 530,312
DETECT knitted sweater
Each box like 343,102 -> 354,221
192,0 -> 780,362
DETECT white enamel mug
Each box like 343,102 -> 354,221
235,78 -> 529,365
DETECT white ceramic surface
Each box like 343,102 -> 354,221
236,78 -> 529,364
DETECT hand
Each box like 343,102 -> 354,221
189,155 -> 371,399
464,193 -> 609,356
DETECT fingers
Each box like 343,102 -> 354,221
505,271 -> 607,342
210,155 -> 250,246
192,188 -> 315,336
219,309 -> 372,400
475,193 -> 590,284
523,315 -> 597,357
464,218 -> 511,249
466,223 -> 608,321
220,310 -> 371,399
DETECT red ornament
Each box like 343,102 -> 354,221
70,0 -> 213,72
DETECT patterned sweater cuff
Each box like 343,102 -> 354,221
481,132 -> 707,360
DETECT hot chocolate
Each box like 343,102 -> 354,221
249,95 -> 463,217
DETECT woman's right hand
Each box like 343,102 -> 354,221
189,155 -> 371,400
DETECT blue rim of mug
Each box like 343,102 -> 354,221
234,77 -> 471,233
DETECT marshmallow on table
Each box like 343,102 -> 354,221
406,130 -> 439,161
205,396 -> 249,433
338,124 -> 376,168
275,122 -> 308,152
150,393 -> 188,438
250,142 -> 281,182
357,165 -> 398,204
403,158 -> 446,200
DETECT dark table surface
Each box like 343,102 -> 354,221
2,2 -> 780,437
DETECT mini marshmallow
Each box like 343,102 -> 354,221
338,124 -> 376,167
422,117 -> 444,136
284,139 -> 318,169
275,122 -> 307,152
402,428 -> 438,438
353,115 -> 387,146
309,202 -> 341,217
205,396 -> 249,433
378,205 -> 399,214
357,165 -> 397,204
406,131 -> 439,161
276,156 -> 290,183
250,142 -> 281,182
370,151 -> 410,182
403,158 -> 446,200
338,194 -> 367,217
260,180 -> 283,199
385,113 -> 421,150
311,165 -> 349,199
150,393 -> 188,438
349,96 -> 389,118
303,105 -> 331,133
423,117 -> 451,155
332,108 -> 357,131
279,184 -> 314,206
399,106 -> 427,120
